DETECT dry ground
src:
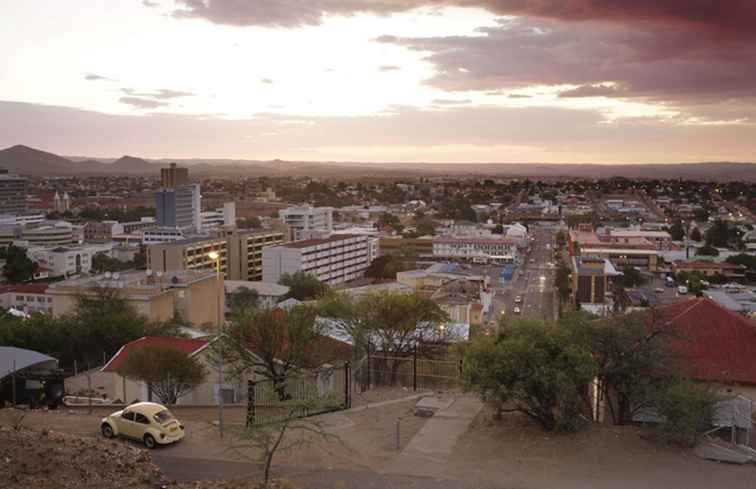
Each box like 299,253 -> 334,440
443,407 -> 756,489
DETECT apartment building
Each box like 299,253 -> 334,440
147,236 -> 228,278
146,229 -> 285,281
279,206 -> 333,240
262,234 -> 371,285
225,229 -> 285,281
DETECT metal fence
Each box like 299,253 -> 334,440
246,362 -> 351,425
363,344 -> 462,391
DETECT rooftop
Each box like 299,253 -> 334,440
101,336 -> 209,373
224,280 -> 290,297
48,269 -> 216,292
282,234 -> 362,249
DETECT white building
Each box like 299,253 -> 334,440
142,227 -> 188,244
432,236 -> 518,263
201,202 -> 236,230
279,206 -> 333,241
28,243 -> 110,277
262,234 -> 371,285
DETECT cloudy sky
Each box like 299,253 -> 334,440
1,0 -> 755,163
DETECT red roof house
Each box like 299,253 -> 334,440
655,298 -> 756,385
101,336 -> 209,373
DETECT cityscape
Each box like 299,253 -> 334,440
1,2 -> 756,489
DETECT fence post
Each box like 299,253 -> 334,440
246,380 -> 255,427
11,360 -> 16,407
344,362 -> 351,409
87,363 -> 92,415
412,345 -> 418,392
366,343 -> 371,390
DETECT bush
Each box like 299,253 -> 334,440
655,380 -> 720,447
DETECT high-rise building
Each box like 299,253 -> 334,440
279,206 -> 333,240
0,169 -> 28,215
155,163 -> 201,232
160,163 -> 189,188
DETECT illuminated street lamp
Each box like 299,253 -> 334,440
208,251 -> 224,438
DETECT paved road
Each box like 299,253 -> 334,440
490,225 -> 557,326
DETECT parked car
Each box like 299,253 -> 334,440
513,306 -> 521,314
677,285 -> 689,295
101,402 -> 184,448
514,295 -> 522,303
654,288 -> 665,294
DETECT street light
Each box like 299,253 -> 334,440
208,251 -> 224,438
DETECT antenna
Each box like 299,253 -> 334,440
104,271 -> 112,279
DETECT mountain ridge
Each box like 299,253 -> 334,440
1,144 -> 755,181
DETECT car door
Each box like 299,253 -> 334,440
118,410 -> 140,439
133,413 -> 152,439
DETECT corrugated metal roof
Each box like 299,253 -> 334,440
0,347 -> 58,379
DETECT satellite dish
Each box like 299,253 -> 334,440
104,271 -> 112,279
113,273 -> 120,280
156,271 -> 163,277
145,269 -> 153,277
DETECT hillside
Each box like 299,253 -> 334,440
1,144 -> 755,180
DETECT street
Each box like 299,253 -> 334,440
489,224 -> 558,326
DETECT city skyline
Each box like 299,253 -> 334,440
1,1 -> 755,163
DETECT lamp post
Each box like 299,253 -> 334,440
208,251 -> 224,438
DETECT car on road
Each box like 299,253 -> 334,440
529,258 -> 535,264
654,288 -> 665,294
677,285 -> 689,295
101,402 -> 185,448
514,295 -> 522,303
513,306 -> 521,314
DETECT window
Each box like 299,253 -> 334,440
135,413 -> 150,424
121,411 -> 135,421
16,295 -> 24,301
154,410 -> 175,424
47,298 -> 52,303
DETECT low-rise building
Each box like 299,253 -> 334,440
262,234 -> 371,285
672,260 -> 747,280
224,280 -> 290,309
0,284 -> 52,315
432,236 -> 518,264
279,206 -> 333,241
47,269 -> 225,328
28,243 -> 112,277
570,256 -> 622,315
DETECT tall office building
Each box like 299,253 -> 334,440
0,169 -> 28,215
155,164 -> 201,232
161,163 -> 189,188
279,206 -> 333,241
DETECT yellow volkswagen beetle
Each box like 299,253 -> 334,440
101,402 -> 185,448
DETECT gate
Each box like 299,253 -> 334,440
247,362 -> 351,425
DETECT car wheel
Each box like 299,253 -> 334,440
101,423 -> 114,439
143,434 -> 157,449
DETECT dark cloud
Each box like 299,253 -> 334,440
379,17 -> 756,116
118,97 -> 169,109
85,73 -> 116,82
559,84 -> 621,98
169,0 -> 756,38
379,65 -> 401,72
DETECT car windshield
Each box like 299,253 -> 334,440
154,410 -> 175,423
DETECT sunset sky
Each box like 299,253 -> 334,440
1,1 -> 755,163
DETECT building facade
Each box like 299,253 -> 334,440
147,236 -> 229,278
155,183 -> 201,231
0,169 -> 27,215
262,234 -> 371,285
279,206 -> 333,241
432,237 -> 518,263
225,229 -> 285,281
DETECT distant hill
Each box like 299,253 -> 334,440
1,144 -> 755,181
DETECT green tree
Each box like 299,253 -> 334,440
655,380 -> 720,447
689,227 -> 702,242
228,286 -> 260,316
492,224 -> 504,234
91,252 -> 135,274
217,304 -> 324,400
463,320 -> 597,432
696,244 -> 720,256
704,219 -> 730,247
279,271 -> 330,301
562,311 -> 675,425
117,345 -> 206,406
668,219 -> 685,241
1,245 -> 38,283
621,265 -> 646,288
238,216 -> 262,229
726,253 -> 756,272
555,230 -> 567,248
364,255 -> 406,280
554,263 -> 571,303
